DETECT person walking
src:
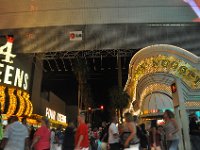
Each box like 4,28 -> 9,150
62,120 -> 75,150
121,113 -> 140,150
31,116 -> 51,150
139,123 -> 149,150
100,122 -> 109,150
75,113 -> 89,150
149,120 -> 161,150
0,116 -> 29,150
108,116 -> 120,150
54,125 -> 64,150
163,110 -> 179,150
50,128 -> 56,150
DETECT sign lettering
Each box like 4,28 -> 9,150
0,36 -> 29,90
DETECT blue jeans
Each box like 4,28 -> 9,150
167,139 -> 179,150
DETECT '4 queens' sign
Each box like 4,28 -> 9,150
0,36 -> 29,90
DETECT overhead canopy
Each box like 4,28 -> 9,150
0,24 -> 200,54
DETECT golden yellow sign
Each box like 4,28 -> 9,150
127,55 -> 200,99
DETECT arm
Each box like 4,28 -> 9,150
25,137 -> 30,150
75,135 -> 84,150
30,136 -> 40,149
171,119 -> 179,135
152,127 -> 157,147
0,125 -> 10,149
101,133 -> 107,141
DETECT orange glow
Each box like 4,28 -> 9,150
0,85 -> 33,117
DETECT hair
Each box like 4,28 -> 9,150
78,113 -> 86,124
41,116 -> 50,127
111,115 -> 117,122
151,120 -> 157,128
133,115 -> 138,122
124,112 -> 133,122
79,113 -> 86,120
12,116 -> 18,122
164,109 -> 175,119
22,117 -> 27,123
140,123 -> 145,131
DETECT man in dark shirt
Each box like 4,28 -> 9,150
62,120 -> 75,150
100,122 -> 109,150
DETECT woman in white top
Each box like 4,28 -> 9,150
163,110 -> 179,150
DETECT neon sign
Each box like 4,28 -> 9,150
46,107 -> 66,123
57,113 -> 67,123
46,107 -> 56,120
0,36 -> 29,90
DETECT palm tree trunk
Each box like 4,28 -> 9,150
120,108 -> 123,123
117,53 -> 122,89
78,74 -> 81,113
117,53 -> 123,123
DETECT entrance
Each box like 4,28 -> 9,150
125,44 -> 200,150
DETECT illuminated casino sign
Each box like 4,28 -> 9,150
46,107 -> 66,123
126,54 -> 200,100
0,36 -> 29,90
0,36 -> 33,117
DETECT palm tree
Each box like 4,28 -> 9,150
109,86 -> 130,123
72,58 -> 92,112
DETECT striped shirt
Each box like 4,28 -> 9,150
4,121 -> 29,150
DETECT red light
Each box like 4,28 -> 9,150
88,107 -> 92,111
70,33 -> 75,39
100,105 -> 104,110
171,83 -> 177,93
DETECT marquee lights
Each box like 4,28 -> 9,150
0,85 -> 33,117
0,36 -> 32,117
185,101 -> 200,107
140,83 -> 171,103
125,54 -> 200,113
16,90 -> 25,117
126,55 -> 200,101
7,88 -> 17,116
0,86 -> 6,112
23,92 -> 32,116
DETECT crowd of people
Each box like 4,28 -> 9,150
0,109 -> 183,150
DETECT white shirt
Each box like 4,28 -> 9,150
51,130 -> 55,144
108,122 -> 119,144
4,121 -> 29,150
